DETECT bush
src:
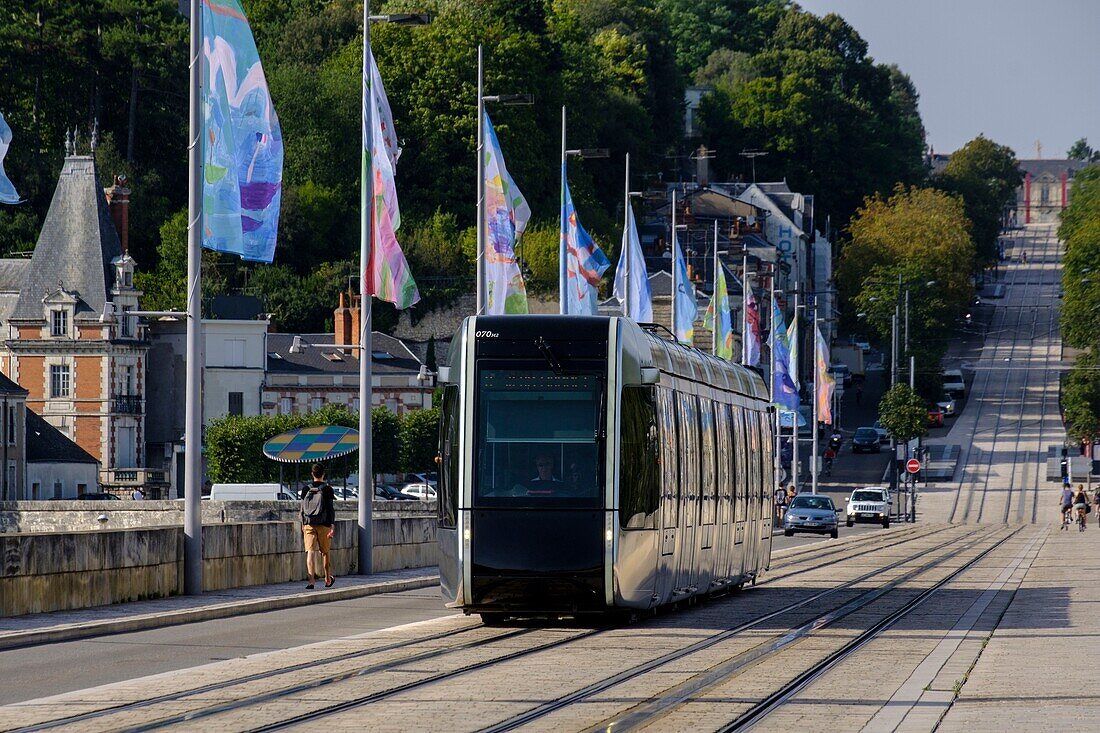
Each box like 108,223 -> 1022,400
400,407 -> 441,473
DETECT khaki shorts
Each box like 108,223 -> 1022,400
303,524 -> 332,555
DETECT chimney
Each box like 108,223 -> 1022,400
696,145 -> 709,187
334,291 -> 352,347
104,174 -> 131,254
349,293 -> 362,358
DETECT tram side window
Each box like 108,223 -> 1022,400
620,386 -> 659,529
734,406 -> 749,520
438,385 -> 459,528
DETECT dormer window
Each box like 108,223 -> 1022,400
50,309 -> 69,337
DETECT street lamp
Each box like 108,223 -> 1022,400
476,51 -> 532,315
360,4 -> 432,577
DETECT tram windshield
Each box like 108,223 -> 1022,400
475,367 -> 603,506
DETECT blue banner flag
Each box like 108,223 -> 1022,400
673,233 -> 696,344
561,172 -> 609,314
771,300 -> 799,410
0,112 -> 22,205
201,0 -> 284,262
612,204 -> 652,322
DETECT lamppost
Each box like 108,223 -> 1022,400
360,5 -> 431,576
476,49 -> 532,313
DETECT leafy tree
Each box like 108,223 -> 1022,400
1067,138 -> 1100,163
934,135 -> 1020,267
134,209 -> 227,312
1064,353 -> 1100,445
517,222 -> 562,294
371,406 -> 402,475
877,384 -> 927,443
1060,167 -> 1100,349
400,407 -> 441,472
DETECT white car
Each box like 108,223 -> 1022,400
845,487 -> 893,528
400,483 -> 437,501
943,369 -> 966,397
936,394 -> 957,416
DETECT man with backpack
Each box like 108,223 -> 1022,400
301,463 -> 336,589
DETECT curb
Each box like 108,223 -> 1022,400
0,573 -> 441,652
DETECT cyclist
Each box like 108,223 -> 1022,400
1074,485 -> 1090,531
823,446 -> 836,476
1060,484 -> 1074,530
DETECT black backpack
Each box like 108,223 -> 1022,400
301,486 -> 328,523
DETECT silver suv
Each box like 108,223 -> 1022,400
845,487 -> 892,528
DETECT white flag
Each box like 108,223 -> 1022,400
613,204 -> 653,322
0,112 -> 22,205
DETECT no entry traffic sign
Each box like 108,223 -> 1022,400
906,458 -> 921,474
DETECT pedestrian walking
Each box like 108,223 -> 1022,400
855,383 -> 863,405
774,485 -> 787,525
130,487 -> 145,500
301,462 -> 336,589
1093,487 -> 1100,527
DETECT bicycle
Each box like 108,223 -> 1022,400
1078,507 -> 1088,532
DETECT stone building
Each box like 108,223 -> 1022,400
1014,159 -> 1093,224
0,151 -> 157,495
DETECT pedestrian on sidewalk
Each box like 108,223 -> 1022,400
130,487 -> 145,500
1093,486 -> 1100,527
855,383 -> 863,405
301,462 -> 336,589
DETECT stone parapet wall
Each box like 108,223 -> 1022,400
0,508 -> 439,618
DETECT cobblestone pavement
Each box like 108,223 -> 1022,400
4,524 -> 1052,733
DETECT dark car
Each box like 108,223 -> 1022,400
783,494 -> 840,538
77,492 -> 121,501
852,427 -> 881,453
375,484 -> 417,501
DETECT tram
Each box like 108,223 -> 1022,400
436,315 -> 774,619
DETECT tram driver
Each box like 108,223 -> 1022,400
528,452 -> 564,490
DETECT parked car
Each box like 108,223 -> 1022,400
852,427 -> 882,453
943,369 -> 966,397
400,483 -> 437,501
872,420 -> 890,445
927,405 -> 944,427
209,483 -> 296,501
936,394 -> 957,416
845,487 -> 892,528
783,494 -> 841,538
375,483 -> 417,501
405,472 -> 438,487
332,486 -> 359,500
852,337 -> 872,352
77,492 -> 121,501
829,363 -> 853,387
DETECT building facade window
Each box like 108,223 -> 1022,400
280,397 -> 293,415
50,309 -> 69,337
54,481 -> 64,498
226,339 -> 246,367
351,397 -> 360,413
121,306 -> 134,337
228,391 -> 244,416
311,396 -> 323,412
6,404 -> 15,444
49,364 -> 71,398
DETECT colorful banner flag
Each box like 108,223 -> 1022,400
786,318 -> 799,390
483,112 -> 530,315
703,264 -> 734,359
0,112 -> 22,205
673,233 -> 696,344
815,323 -> 835,424
743,278 -> 761,366
771,300 -> 799,410
201,0 -> 283,262
612,204 -> 653,322
364,50 -> 419,309
561,172 -> 609,314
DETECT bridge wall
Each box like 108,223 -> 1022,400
0,501 -> 438,617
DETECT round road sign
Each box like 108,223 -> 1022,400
906,458 -> 921,474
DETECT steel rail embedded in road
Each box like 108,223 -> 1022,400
478,526 -> 986,733
717,526 -> 1028,732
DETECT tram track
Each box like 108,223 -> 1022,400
476,525 -> 1006,733
9,525 -> 953,733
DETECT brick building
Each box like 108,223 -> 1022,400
0,150 -> 156,495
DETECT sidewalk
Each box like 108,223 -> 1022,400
0,566 -> 439,651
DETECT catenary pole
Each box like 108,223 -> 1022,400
183,0 -> 203,595
769,263 -> 780,505
811,311 -> 819,495
476,46 -> 485,315
358,0 -> 374,575
712,220 -> 718,354
670,190 -> 677,337
623,152 -> 630,319
559,106 -> 567,314
741,252 -> 749,364
792,287 -> 799,494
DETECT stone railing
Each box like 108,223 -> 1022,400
0,501 -> 438,617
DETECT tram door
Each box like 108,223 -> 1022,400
677,394 -> 700,593
735,407 -> 753,578
656,389 -> 679,603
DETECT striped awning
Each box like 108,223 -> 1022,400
262,425 -> 360,463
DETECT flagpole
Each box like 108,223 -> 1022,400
623,152 -> 630,319
812,313 -> 819,496
712,219 -> 718,355
183,0 -> 203,595
670,189 -> 677,338
792,286 -> 800,494
358,0 -> 375,575
741,252 -> 748,364
476,45 -> 485,315
559,106 -> 567,315
770,264 -> 779,505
